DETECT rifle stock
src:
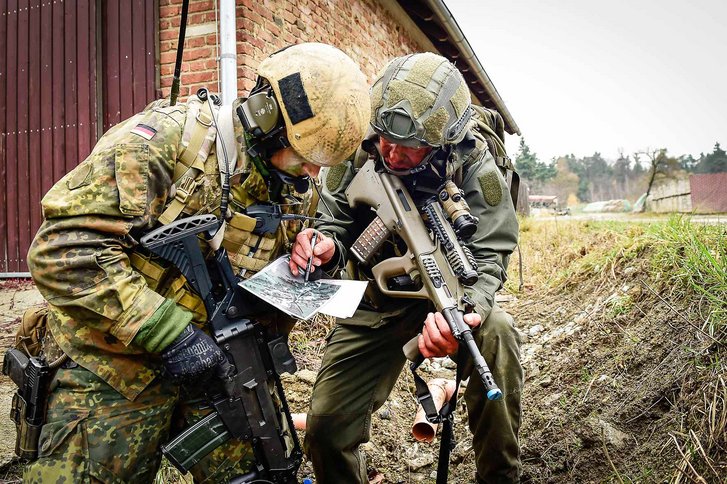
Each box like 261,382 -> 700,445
140,214 -> 302,482
346,160 -> 502,400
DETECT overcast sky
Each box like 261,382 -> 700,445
445,0 -> 727,163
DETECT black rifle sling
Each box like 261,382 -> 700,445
435,350 -> 467,484
409,355 -> 441,424
408,349 -> 469,484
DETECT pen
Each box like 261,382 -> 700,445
304,231 -> 318,282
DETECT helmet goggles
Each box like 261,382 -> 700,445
371,105 -> 430,148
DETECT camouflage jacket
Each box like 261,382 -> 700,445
316,136 -> 519,327
27,98 -> 316,400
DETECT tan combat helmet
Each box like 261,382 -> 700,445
370,52 -> 472,148
256,43 -> 370,167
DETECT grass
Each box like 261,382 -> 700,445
512,216 -> 725,332
153,459 -> 192,484
644,217 -> 726,334
606,294 -> 634,318
506,216 -> 645,293
512,214 -> 726,482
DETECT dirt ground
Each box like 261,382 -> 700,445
0,219 -> 724,483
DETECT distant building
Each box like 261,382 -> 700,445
690,173 -> 727,213
648,173 -> 727,213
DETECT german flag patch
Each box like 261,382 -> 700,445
131,124 -> 157,140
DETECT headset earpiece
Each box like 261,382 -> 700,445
238,88 -> 281,138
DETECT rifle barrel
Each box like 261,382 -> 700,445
442,308 -> 502,400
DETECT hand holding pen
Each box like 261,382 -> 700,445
304,232 -> 318,282
289,228 -> 336,279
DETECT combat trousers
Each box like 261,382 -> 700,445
23,365 -> 255,483
304,303 -> 523,484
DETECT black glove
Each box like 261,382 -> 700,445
161,324 -> 232,381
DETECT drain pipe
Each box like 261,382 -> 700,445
423,0 -> 520,135
218,0 -> 238,104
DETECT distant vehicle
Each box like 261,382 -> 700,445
555,207 -> 571,216
529,195 -> 558,209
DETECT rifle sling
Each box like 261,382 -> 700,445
408,349 -> 468,484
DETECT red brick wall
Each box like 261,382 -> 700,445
690,173 -> 727,213
158,0 -> 425,99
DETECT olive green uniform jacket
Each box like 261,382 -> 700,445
318,144 -> 518,322
305,141 -> 523,483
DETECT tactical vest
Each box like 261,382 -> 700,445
128,94 -> 317,323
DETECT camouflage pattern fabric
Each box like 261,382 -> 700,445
27,97 -> 315,400
24,95 -> 315,481
24,366 -> 254,483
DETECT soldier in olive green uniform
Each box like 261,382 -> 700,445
290,53 -> 523,483
24,43 -> 370,483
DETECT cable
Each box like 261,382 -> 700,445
204,91 -> 230,226
312,176 -> 334,222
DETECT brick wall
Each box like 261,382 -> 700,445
690,173 -> 727,213
158,0 -> 425,99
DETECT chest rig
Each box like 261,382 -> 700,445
159,94 -> 219,225
129,93 -> 316,323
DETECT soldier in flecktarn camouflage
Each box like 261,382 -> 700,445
22,43 -> 369,483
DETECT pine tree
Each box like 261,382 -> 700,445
696,142 -> 727,173
515,138 -> 557,191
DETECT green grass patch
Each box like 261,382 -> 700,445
513,216 -> 726,334
606,293 -> 633,318
644,217 -> 726,334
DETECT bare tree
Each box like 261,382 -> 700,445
638,148 -> 668,199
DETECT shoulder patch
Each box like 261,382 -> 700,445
326,163 -> 348,192
478,170 -> 502,207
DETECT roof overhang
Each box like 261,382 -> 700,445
395,0 -> 521,135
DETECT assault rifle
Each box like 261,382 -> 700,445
140,214 -> 302,483
345,159 -> 502,483
345,159 -> 502,401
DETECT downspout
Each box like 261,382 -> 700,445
423,0 -> 521,135
218,0 -> 238,105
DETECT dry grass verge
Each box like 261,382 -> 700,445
510,216 -> 725,483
